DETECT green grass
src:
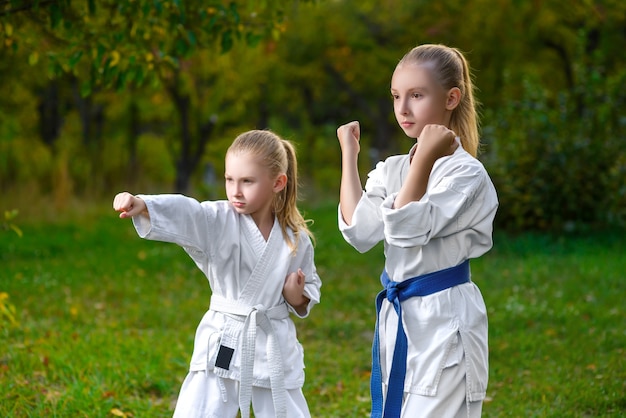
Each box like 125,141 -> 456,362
1,202 -> 625,417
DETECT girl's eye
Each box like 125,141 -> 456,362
412,93 -> 421,99
391,94 -> 399,100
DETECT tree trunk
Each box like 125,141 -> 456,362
37,80 -> 63,148
166,73 -> 217,194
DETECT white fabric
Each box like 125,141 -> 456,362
399,333 -> 482,417
131,195 -> 321,415
172,370 -> 311,418
208,295 -> 290,418
339,144 -> 498,402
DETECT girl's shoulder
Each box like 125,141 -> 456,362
450,147 -> 491,174
200,199 -> 234,212
368,153 -> 410,180
383,153 -> 409,166
198,199 -> 242,224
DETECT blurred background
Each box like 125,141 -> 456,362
2,2 -> 625,416
1,0 -> 625,230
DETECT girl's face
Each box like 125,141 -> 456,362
391,63 -> 453,139
225,151 -> 285,224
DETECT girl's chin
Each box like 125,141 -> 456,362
401,128 -> 419,139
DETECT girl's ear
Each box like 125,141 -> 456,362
273,173 -> 287,193
446,87 -> 462,110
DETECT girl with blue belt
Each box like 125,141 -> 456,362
337,44 -> 498,418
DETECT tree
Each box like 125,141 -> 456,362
1,0 -> 289,90
1,0 -> 297,192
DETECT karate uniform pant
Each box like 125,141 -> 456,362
384,344 -> 483,418
172,370 -> 311,418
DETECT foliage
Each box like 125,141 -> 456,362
0,292 -> 19,328
482,32 -> 626,231
2,209 -> 22,237
244,0 -> 626,230
0,0 -> 298,193
0,203 -> 625,416
0,0 -> 626,229
0,0 -> 289,92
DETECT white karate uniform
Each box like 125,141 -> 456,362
339,144 -> 498,417
131,194 -> 321,418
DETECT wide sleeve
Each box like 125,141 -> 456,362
131,194 -> 216,255
288,234 -> 322,318
338,161 -> 387,253
381,159 -> 496,248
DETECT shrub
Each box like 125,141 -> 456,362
482,67 -> 626,231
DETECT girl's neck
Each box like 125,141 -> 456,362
251,211 -> 275,241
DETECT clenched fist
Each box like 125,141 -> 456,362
113,192 -> 148,219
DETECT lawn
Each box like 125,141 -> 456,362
1,201 -> 625,417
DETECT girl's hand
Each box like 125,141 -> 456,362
414,124 -> 459,163
337,121 -> 361,155
283,269 -> 309,315
113,192 -> 148,219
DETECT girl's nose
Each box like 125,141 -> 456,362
397,99 -> 409,115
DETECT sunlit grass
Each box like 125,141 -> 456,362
1,201 -> 625,417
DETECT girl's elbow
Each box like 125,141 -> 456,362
352,240 -> 379,253
386,234 -> 428,248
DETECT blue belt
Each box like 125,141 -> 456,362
370,260 -> 470,418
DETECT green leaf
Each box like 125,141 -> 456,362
28,52 -> 39,66
246,32 -> 262,47
97,43 -> 106,63
175,38 -> 188,55
154,0 -> 163,15
134,67 -> 145,86
208,16 -> 218,30
229,2 -> 240,25
10,224 -> 23,238
187,30 -> 197,47
221,30 -> 233,53
69,50 -> 83,69
80,80 -> 92,97
50,3 -> 62,29
115,71 -> 127,90
4,209 -> 18,221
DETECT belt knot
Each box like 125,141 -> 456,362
385,281 -> 400,303
250,304 -> 267,314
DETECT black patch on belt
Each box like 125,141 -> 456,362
215,345 -> 235,370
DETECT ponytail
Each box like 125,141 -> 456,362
450,48 -> 480,157
275,139 -> 314,253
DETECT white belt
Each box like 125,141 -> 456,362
209,295 -> 289,418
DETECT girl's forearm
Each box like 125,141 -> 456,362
339,153 -> 362,225
394,154 -> 434,208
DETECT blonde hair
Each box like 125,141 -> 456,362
398,44 -> 480,157
227,130 -> 313,253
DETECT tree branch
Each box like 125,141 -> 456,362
0,0 -> 61,17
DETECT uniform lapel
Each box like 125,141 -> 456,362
239,215 -> 283,305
